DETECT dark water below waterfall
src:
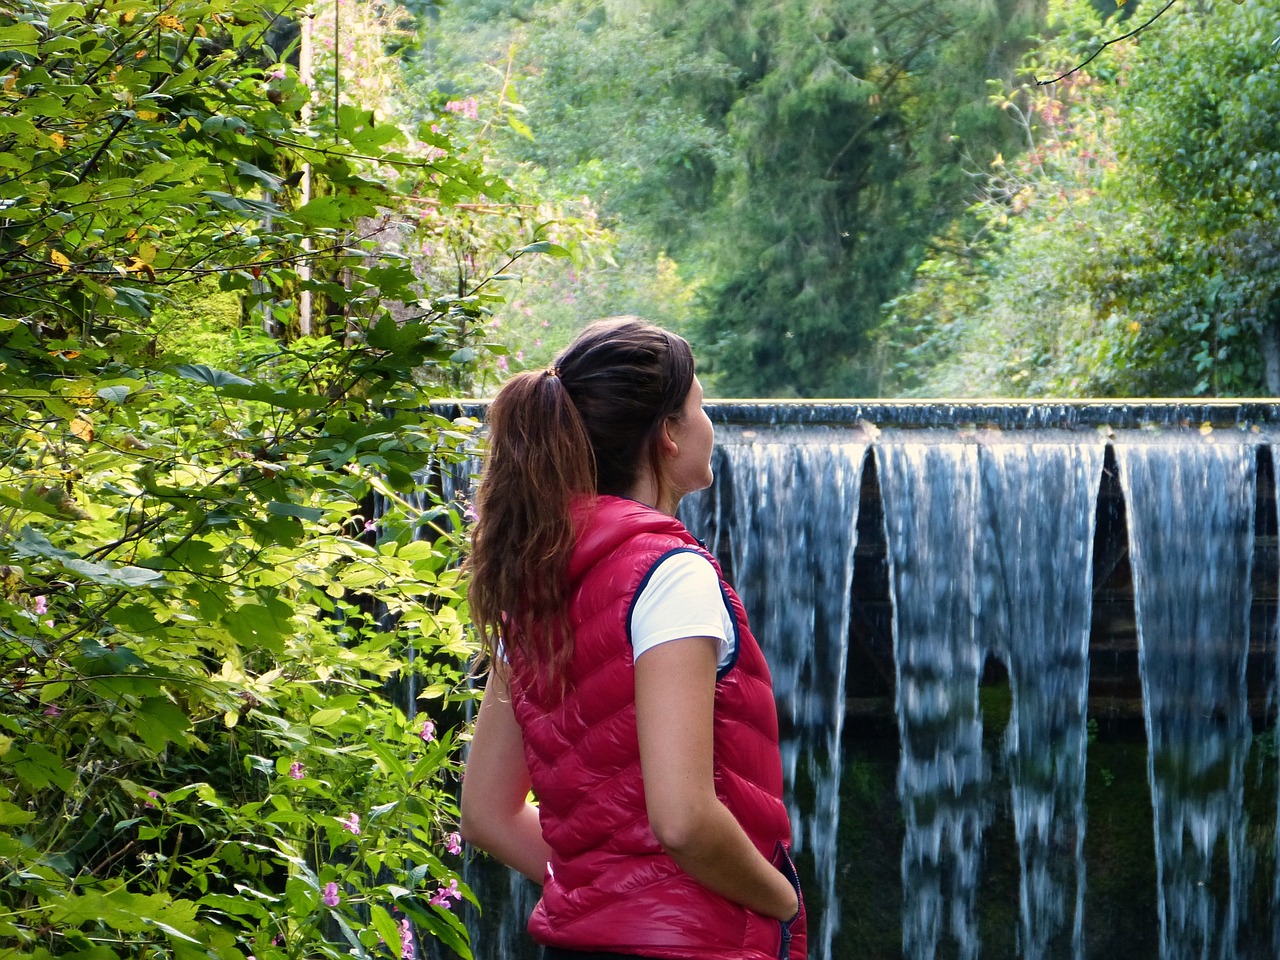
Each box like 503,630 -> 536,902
454,409 -> 1280,960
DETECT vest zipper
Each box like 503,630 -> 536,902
777,918 -> 793,960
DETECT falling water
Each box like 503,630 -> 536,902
1115,434 -> 1257,960
681,425 -> 868,960
977,437 -> 1104,960
877,436 -> 986,960
876,430 -> 1104,960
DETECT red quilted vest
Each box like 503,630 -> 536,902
507,496 -> 806,960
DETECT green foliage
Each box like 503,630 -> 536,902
0,0 -> 549,955
682,0 -> 1041,396
0,0 -> 511,364
419,0 -> 1044,398
884,0 -> 1280,398
0,325 -> 482,958
404,0 -> 712,380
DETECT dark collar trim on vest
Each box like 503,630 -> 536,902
625,545 -> 741,681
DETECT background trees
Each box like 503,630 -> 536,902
428,0 -> 1045,395
883,0 -> 1280,397
427,0 -> 1280,400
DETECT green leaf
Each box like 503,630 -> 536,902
96,385 -> 132,403
0,23 -> 40,54
0,801 -> 36,827
62,557 -> 167,589
11,526 -> 78,561
76,639 -> 148,673
369,905 -> 402,956
515,240 -> 572,258
7,743 -> 75,792
134,697 -> 192,752
233,160 -> 284,191
309,707 -> 346,726
266,501 -> 326,522
174,364 -> 255,388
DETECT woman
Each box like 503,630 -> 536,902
460,318 -> 805,960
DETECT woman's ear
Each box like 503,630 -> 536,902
658,417 -> 679,458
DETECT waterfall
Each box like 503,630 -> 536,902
876,431 -> 1103,960
878,437 -> 986,960
978,437 -> 1103,960
1115,434 -> 1256,960
681,425 -> 868,960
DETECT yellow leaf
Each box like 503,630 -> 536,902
48,132 -> 67,151
134,48 -> 146,59
50,249 -> 71,272
136,109 -> 158,121
1199,422 -> 1214,436
136,242 -> 158,264
125,257 -> 157,280
156,14 -> 182,29
991,152 -> 1004,168
1128,321 -> 1141,334
69,416 -> 94,442
3,71 -> 16,94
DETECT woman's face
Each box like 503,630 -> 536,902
663,376 -> 715,503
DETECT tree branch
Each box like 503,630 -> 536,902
1037,0 -> 1180,86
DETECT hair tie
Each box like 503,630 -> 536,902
545,365 -> 561,381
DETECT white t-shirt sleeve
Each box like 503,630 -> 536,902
630,551 -> 737,669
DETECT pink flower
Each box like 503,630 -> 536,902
144,790 -> 159,809
322,881 -> 340,907
363,519 -> 376,533
266,65 -> 286,81
444,98 -> 479,120
399,918 -> 414,959
288,761 -> 304,780
43,703 -> 60,717
429,879 -> 463,908
339,812 -> 360,835
496,356 -> 508,373
419,720 -> 436,743
445,832 -> 462,855
34,595 -> 47,615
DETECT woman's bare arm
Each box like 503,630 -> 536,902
634,636 -> 799,921
459,668 -> 552,884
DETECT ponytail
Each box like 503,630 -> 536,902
468,368 -> 594,685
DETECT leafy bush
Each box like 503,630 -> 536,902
0,0 -> 543,956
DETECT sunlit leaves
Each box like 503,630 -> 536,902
0,0 -> 491,956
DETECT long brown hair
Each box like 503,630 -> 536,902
467,318 -> 696,690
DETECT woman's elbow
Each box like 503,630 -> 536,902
648,801 -> 709,856
458,799 -> 491,851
